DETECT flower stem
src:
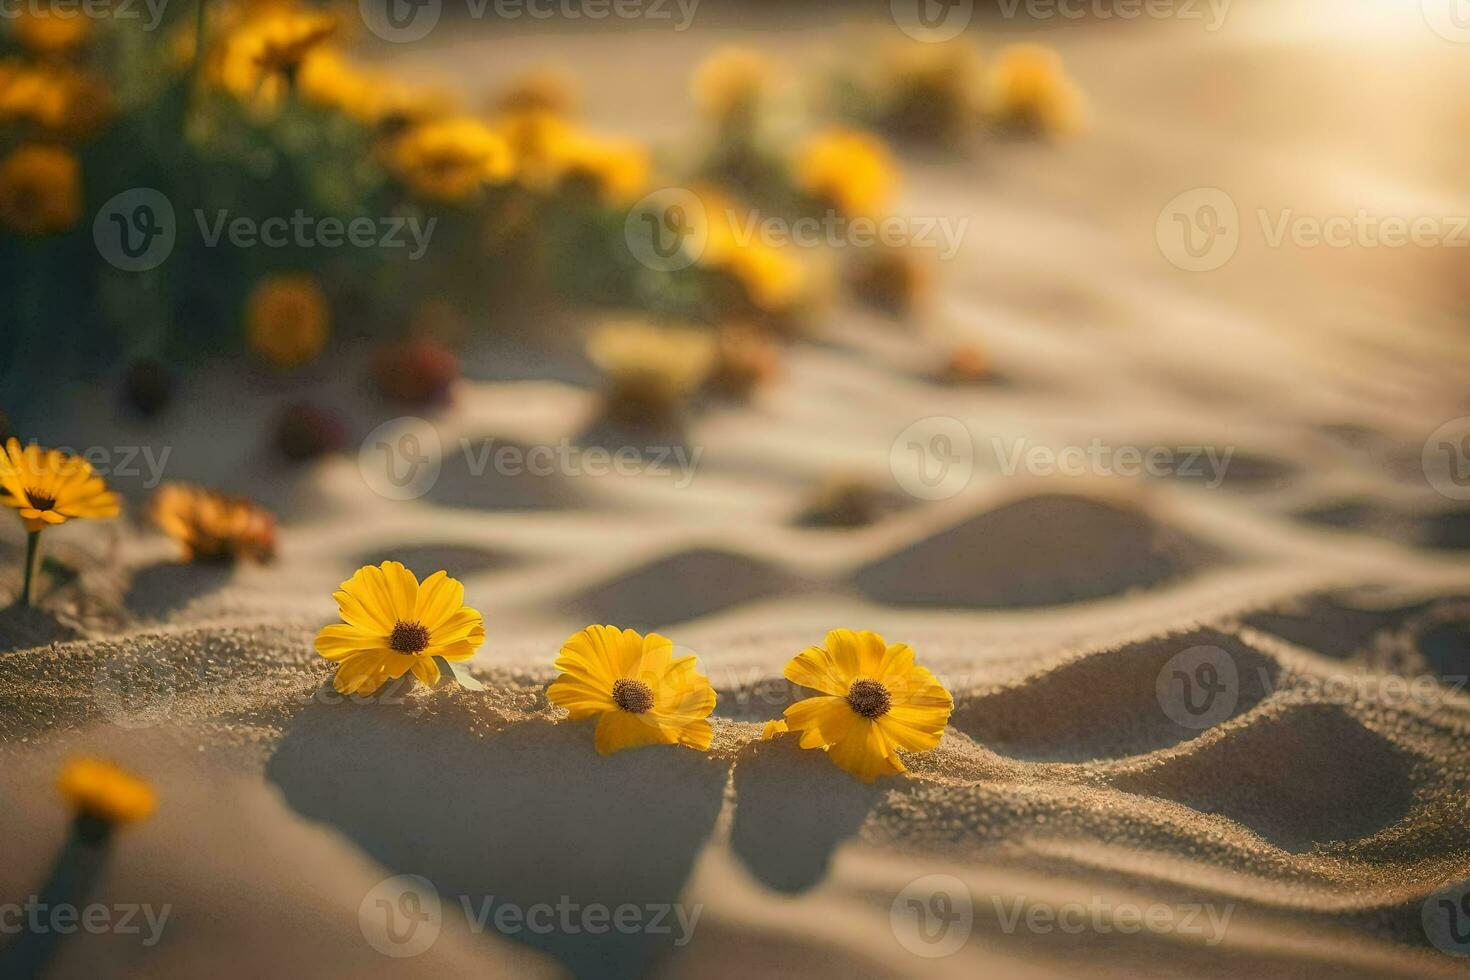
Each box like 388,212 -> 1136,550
21,530 -> 41,607
184,0 -> 211,133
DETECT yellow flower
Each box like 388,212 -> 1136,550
297,51 -> 452,130
586,320 -> 715,423
246,274 -> 329,369
151,483 -> 276,563
794,128 -> 898,219
0,144 -> 81,236
557,132 -> 649,205
878,39 -> 984,142
12,9 -> 92,56
694,188 -> 807,314
214,8 -> 338,113
547,625 -> 716,755
315,561 -> 487,696
57,757 -> 156,827
692,47 -> 773,121
984,44 -> 1085,137
773,629 -> 952,783
389,117 -> 514,203
0,60 -> 113,138
495,111 -> 645,204
0,437 -> 120,533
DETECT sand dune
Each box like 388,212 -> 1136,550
5,2 -> 1470,976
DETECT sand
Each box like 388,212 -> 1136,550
4,1 -> 1470,977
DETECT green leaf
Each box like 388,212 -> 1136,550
434,657 -> 485,691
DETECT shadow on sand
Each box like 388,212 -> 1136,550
265,688 -> 727,978
728,736 -> 883,894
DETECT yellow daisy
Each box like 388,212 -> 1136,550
0,437 -> 120,605
57,757 -> 156,829
794,128 -> 898,219
315,561 -> 486,696
984,44 -> 1086,137
771,629 -> 952,782
692,47 -> 773,122
547,625 -> 716,755
388,117 -> 514,203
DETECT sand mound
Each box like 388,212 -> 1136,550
566,548 -> 804,632
948,628 -> 1280,762
1296,500 -> 1470,552
1110,704 -> 1417,853
424,437 -> 586,511
854,494 -> 1227,608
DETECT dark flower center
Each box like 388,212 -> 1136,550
846,679 -> 892,719
611,678 -> 655,714
390,621 -> 431,654
25,488 -> 56,511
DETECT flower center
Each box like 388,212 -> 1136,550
611,678 -> 655,714
390,621 -> 431,654
846,679 -> 892,719
25,488 -> 56,511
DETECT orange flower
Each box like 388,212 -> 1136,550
0,144 -> 80,236
246,274 -> 330,369
152,483 -> 277,563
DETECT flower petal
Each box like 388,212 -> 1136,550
414,570 -> 465,631
593,710 -> 674,755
